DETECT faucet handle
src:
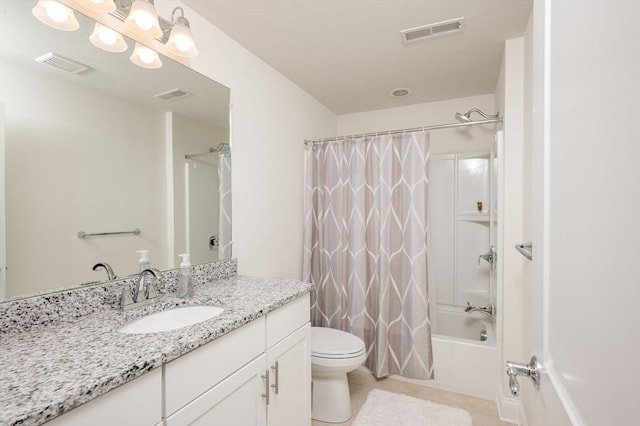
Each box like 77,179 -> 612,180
120,288 -> 134,310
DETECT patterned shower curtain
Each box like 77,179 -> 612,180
217,151 -> 232,259
303,131 -> 434,379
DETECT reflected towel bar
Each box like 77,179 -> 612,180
78,228 -> 141,239
515,242 -> 532,260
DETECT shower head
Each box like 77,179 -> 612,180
455,108 -> 500,123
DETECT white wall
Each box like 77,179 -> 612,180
337,94 -> 496,154
494,37 -> 526,405
1,60 -> 167,296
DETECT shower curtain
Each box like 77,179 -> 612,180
217,151 -> 232,259
303,131 -> 434,379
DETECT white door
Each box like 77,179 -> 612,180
521,1 -> 640,425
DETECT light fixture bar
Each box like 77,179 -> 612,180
110,0 -> 171,43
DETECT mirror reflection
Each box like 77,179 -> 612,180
0,0 -> 231,300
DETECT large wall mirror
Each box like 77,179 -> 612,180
0,0 -> 231,300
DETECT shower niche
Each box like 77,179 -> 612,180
429,151 -> 495,309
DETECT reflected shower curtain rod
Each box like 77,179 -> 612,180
185,143 -> 230,159
304,117 -> 503,145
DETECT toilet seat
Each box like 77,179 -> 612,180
311,327 -> 366,359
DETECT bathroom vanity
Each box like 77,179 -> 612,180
0,262 -> 312,426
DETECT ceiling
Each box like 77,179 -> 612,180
183,0 -> 532,115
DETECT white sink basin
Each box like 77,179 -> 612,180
118,305 -> 224,334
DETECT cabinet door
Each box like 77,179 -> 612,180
266,323 -> 311,426
47,368 -> 161,426
165,354 -> 267,426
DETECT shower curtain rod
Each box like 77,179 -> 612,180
304,117 -> 503,145
185,143 -> 230,159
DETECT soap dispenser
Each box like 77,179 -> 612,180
177,253 -> 193,298
136,250 -> 150,272
136,250 -> 150,296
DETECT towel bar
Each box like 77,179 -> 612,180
77,228 -> 141,239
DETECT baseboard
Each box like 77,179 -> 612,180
497,384 -> 526,425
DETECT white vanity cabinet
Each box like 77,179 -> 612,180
45,294 -> 310,426
47,367 -> 162,426
265,296 -> 311,426
165,293 -> 311,426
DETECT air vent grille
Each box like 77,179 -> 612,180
154,88 -> 192,101
35,52 -> 92,74
401,18 -> 464,44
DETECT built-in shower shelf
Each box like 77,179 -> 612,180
458,212 -> 490,222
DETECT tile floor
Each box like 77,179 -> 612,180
312,370 -> 513,426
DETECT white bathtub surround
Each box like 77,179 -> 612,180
383,305 -> 499,401
353,389 -> 472,426
303,132 -> 432,379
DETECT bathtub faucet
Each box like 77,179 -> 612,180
464,301 -> 495,316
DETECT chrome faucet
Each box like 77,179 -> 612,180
92,262 -> 117,280
464,301 -> 495,316
121,268 -> 164,311
133,268 -> 163,303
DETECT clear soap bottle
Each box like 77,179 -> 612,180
136,250 -> 150,294
177,253 -> 193,298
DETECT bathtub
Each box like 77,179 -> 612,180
390,304 -> 500,401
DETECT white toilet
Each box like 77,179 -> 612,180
311,326 -> 367,423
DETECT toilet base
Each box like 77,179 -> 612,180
312,372 -> 352,423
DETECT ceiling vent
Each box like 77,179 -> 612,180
35,52 -> 92,74
154,88 -> 192,101
400,18 -> 464,45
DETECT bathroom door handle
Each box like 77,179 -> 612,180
506,356 -> 540,396
270,361 -> 279,394
261,369 -> 270,405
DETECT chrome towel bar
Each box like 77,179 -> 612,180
515,242 -> 532,260
77,228 -> 141,239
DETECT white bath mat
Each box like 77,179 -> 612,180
352,389 -> 472,426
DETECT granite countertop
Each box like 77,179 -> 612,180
0,275 -> 313,426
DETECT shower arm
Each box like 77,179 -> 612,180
466,108 -> 500,119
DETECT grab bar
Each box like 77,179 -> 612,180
77,228 -> 141,239
515,242 -> 532,260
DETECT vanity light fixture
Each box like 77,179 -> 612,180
130,42 -> 162,69
90,22 -> 128,52
74,0 -> 116,13
165,7 -> 198,58
124,0 -> 162,39
32,0 -> 80,31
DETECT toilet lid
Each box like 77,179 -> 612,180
311,327 -> 365,357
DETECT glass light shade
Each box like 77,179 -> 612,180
75,0 -> 116,13
32,0 -> 80,31
166,20 -> 198,58
90,22 -> 128,53
124,0 -> 162,39
130,42 -> 162,69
